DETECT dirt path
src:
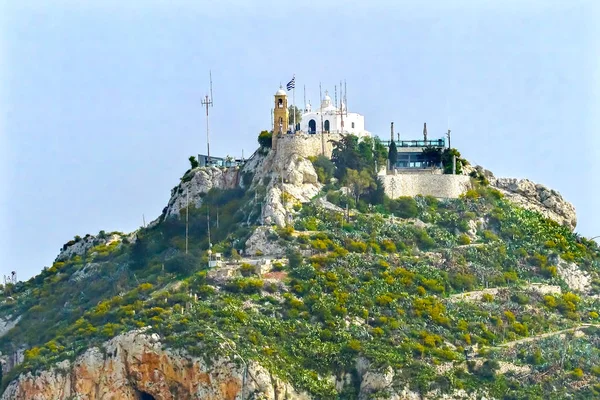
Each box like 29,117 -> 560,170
496,324 -> 600,348
447,283 -> 562,303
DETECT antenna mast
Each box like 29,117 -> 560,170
201,71 -> 214,164
334,85 -> 337,108
185,188 -> 189,254
319,82 -> 325,155
303,85 -> 306,112
339,80 -> 344,133
344,80 -> 347,116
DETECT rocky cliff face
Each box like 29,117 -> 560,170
471,166 -> 577,230
2,330 -> 309,400
56,233 -> 124,262
162,166 -> 240,219
2,329 -> 487,400
161,145 -> 322,228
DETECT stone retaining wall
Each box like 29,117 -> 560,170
275,132 -> 343,159
381,173 -> 471,199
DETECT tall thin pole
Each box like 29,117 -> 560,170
207,206 -> 211,249
303,84 -> 306,112
344,80 -> 347,117
185,189 -> 189,254
319,82 -> 324,155
334,85 -> 337,114
201,71 -> 214,163
293,74 -> 296,132
339,80 -> 344,133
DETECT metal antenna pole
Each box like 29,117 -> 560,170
303,84 -> 306,112
319,82 -> 324,154
334,85 -> 337,109
185,189 -> 189,254
339,80 -> 344,133
201,71 -> 214,163
446,129 -> 452,149
207,206 -> 211,248
344,80 -> 347,117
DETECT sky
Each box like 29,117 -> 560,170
1,0 -> 599,280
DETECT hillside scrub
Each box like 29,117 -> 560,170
1,154 -> 599,399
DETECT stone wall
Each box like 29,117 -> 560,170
381,173 -> 471,199
275,132 -> 343,159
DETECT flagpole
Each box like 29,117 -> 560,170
293,74 -> 296,132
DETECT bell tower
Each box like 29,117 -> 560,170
273,86 -> 289,147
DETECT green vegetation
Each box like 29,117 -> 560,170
258,130 -> 272,148
1,139 -> 599,399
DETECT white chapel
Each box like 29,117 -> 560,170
299,90 -> 370,138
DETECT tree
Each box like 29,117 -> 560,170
441,148 -> 467,174
165,253 -> 197,275
189,156 -> 199,169
310,155 -> 335,184
422,146 -> 442,167
345,169 -> 375,204
258,130 -> 272,148
330,135 -> 362,179
287,248 -> 303,269
388,141 -> 398,169
288,105 -> 302,127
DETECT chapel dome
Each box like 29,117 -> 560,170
321,92 -> 332,108
275,87 -> 287,96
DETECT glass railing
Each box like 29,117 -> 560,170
381,138 -> 446,148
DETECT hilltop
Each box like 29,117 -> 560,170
0,133 -> 598,400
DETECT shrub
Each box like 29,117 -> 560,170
165,253 -> 197,275
381,239 -> 397,253
258,130 -> 272,148
482,293 -> 494,303
457,234 -> 471,245
189,156 -> 199,169
240,263 -> 255,277
571,368 -> 584,379
310,155 -> 335,184
476,360 -> 500,380
389,197 -> 418,218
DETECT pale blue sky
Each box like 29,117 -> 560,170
1,1 -> 599,279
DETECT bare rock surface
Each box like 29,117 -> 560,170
555,256 -> 592,293
56,233 -> 123,262
1,329 -> 309,400
164,166 -> 240,218
245,226 -> 286,257
472,166 -> 577,230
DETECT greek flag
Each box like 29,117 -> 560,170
286,76 -> 295,91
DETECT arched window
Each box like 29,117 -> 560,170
324,120 -> 330,132
308,119 -> 316,133
278,99 -> 283,108
351,122 -> 355,129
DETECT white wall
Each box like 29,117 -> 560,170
300,111 -> 367,136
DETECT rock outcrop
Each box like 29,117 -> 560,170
472,166 -> 577,230
56,233 -> 123,262
2,330 -> 309,400
163,166 -> 240,218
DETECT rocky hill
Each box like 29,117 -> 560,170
0,137 -> 599,400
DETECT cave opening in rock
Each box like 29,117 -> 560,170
134,389 -> 156,400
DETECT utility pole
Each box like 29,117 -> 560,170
319,82 -> 325,155
185,189 -> 189,254
201,71 -> 214,164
